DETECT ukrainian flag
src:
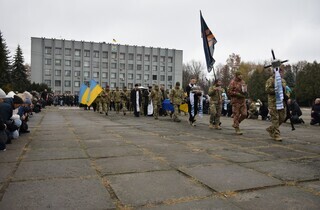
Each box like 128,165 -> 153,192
79,84 -> 89,105
87,80 -> 103,106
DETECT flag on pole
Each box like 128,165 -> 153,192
79,84 -> 89,105
87,80 -> 103,106
112,39 -> 117,43
200,11 -> 217,73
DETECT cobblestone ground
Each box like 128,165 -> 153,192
0,106 -> 319,209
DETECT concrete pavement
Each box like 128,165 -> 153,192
0,106 -> 319,209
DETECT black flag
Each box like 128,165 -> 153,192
200,11 -> 217,73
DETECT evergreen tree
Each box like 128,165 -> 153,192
0,31 -> 11,91
247,67 -> 270,102
11,45 -> 30,92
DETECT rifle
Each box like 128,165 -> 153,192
265,49 -> 295,131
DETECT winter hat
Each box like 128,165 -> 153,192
25,98 -> 32,105
13,95 -> 24,104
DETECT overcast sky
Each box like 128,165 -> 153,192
1,0 -> 319,67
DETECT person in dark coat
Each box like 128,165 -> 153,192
131,84 -> 142,117
287,99 -> 304,124
310,98 -> 320,125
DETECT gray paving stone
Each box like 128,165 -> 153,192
82,139 -> 126,148
95,156 -> 171,175
299,181 -> 320,193
107,170 -> 212,207
0,178 -> 114,209
23,148 -> 87,161
13,159 -> 97,181
29,140 -> 81,149
0,163 -> 16,183
0,149 -> 23,163
229,186 -> 320,210
139,197 -> 241,210
181,164 -> 282,192
253,146 -> 315,159
242,160 -> 320,181
141,142 -> 190,155
162,151 -> 228,167
288,143 -> 320,154
32,133 -> 77,141
86,145 -> 142,158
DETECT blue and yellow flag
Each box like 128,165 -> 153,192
200,11 -> 217,73
87,80 -> 103,106
79,84 -> 89,105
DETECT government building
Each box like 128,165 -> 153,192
31,37 -> 183,95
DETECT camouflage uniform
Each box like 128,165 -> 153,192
99,88 -> 111,115
169,84 -> 184,122
113,88 -> 121,113
228,75 -> 247,134
265,76 -> 287,141
120,88 -> 130,115
208,85 -> 223,129
150,85 -> 163,119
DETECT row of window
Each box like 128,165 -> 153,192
45,47 -> 174,63
45,59 -> 173,72
46,70 -> 172,81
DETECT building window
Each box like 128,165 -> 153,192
93,51 -> 99,58
152,55 -> 158,62
144,65 -> 150,71
65,48 -> 71,56
84,50 -> 90,57
160,66 -> 165,71
168,57 -> 173,63
136,74 -> 141,80
93,72 -> 99,78
137,54 -> 142,61
74,71 -> 80,77
144,55 -> 150,61
93,61 -> 99,68
65,80 -> 71,87
84,61 -> 90,67
111,82 -> 116,88
144,74 -> 149,80
137,64 -> 142,70
111,63 -> 117,69
44,69 -> 51,76
160,56 -> 165,62
128,53 -> 134,60
160,75 -> 165,81
101,82 -> 107,88
102,62 -> 108,69
168,66 -> 173,72
152,65 -> 157,71
128,73 -> 133,79
45,47 -> 51,55
119,53 -> 125,60
119,73 -> 125,81
84,71 -> 90,78
74,81 -> 80,87
111,73 -> 116,79
44,80 -> 51,86
120,63 -> 125,70
111,52 -> 117,59
128,83 -> 133,89
55,48 -> 62,55
55,70 -> 61,76
153,75 -> 157,80
75,49 -> 81,57
65,60 -> 71,66
168,76 -> 172,81
55,80 -> 61,86
128,64 -> 134,70
74,60 -> 81,67
65,70 -> 71,77
102,51 -> 108,58
45,58 -> 51,65
102,72 -> 108,78
55,59 -> 61,66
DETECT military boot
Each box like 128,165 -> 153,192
215,125 -> 222,130
235,127 -> 243,135
274,135 -> 282,141
209,123 -> 214,129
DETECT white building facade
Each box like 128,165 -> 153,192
31,37 -> 183,95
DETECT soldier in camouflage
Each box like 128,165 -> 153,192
208,79 -> 223,129
113,87 -> 121,114
169,82 -> 184,122
121,86 -> 130,115
99,86 -> 111,116
150,85 -> 163,120
265,68 -> 287,141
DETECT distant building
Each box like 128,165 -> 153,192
31,37 -> 183,95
